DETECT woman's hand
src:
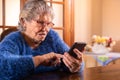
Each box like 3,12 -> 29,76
33,52 -> 62,67
62,48 -> 83,73
41,52 -> 63,66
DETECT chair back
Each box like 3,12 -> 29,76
0,27 -> 18,41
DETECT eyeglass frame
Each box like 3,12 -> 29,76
34,20 -> 54,28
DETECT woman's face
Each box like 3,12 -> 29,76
24,15 -> 53,43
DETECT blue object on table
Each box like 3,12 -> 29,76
93,52 -> 120,66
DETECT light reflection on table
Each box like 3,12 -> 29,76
24,64 -> 120,80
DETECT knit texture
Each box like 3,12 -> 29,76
0,29 -> 70,80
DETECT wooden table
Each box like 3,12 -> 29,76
25,64 -> 120,80
84,64 -> 120,80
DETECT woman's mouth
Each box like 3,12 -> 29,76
39,33 -> 45,36
38,33 -> 46,39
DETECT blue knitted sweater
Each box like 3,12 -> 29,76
0,29 -> 84,80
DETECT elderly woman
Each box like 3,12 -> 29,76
0,0 -> 84,80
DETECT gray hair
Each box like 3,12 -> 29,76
18,0 -> 54,31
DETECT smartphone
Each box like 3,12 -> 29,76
68,42 -> 86,58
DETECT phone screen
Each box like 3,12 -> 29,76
68,42 -> 86,58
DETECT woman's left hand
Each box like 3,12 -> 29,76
62,48 -> 83,73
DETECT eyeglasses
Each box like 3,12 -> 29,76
35,20 -> 54,27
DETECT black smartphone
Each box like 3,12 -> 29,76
68,42 -> 86,58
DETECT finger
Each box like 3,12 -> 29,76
49,53 -> 63,66
63,56 -> 80,73
73,49 -> 83,59
64,52 -> 78,63
65,52 -> 82,64
63,53 -> 79,69
55,54 -> 63,59
71,64 -> 80,72
54,54 -> 63,66
45,52 -> 62,60
62,54 -> 73,69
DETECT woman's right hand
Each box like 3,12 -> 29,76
33,52 -> 62,67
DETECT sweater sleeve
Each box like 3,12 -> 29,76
0,40 -> 35,80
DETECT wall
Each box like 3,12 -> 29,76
102,0 -> 120,52
0,0 -> 20,34
74,0 -> 92,43
74,0 -> 102,43
5,0 -> 20,26
102,0 -> 120,40
91,0 -> 102,36
74,0 -> 120,44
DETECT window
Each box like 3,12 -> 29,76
0,0 -> 74,46
0,0 -> 20,33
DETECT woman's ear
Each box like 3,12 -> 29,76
19,18 -> 27,31
20,18 -> 26,27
